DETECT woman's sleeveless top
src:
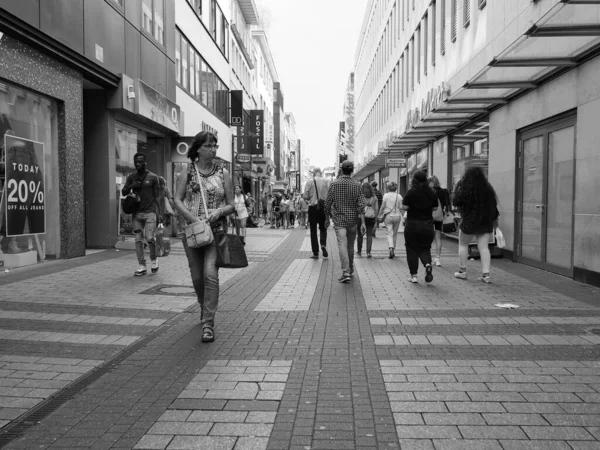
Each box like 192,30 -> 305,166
184,163 -> 227,233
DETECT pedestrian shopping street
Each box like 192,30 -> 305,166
0,226 -> 599,450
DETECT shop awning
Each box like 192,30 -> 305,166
354,0 -> 600,180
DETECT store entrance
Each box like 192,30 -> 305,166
517,116 -> 576,276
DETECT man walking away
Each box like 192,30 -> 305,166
304,168 -> 330,259
371,181 -> 383,237
122,153 -> 163,276
325,160 -> 366,283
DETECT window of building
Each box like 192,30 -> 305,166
175,30 -> 181,84
175,30 -> 229,123
110,0 -> 123,7
432,1 -> 436,65
451,0 -> 457,42
478,0 -> 486,9
416,27 -> 420,84
142,0 -> 164,46
187,0 -> 202,16
441,0 -> 446,54
210,0 -> 217,40
410,37 -> 414,90
464,0 -> 471,27
424,14 -> 428,75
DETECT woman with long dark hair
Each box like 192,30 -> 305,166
173,131 -> 235,343
401,170 -> 438,283
452,166 -> 499,283
356,182 -> 379,258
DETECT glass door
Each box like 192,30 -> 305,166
517,118 -> 575,276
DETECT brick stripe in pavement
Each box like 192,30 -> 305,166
371,316 -> 600,325
373,334 -> 600,346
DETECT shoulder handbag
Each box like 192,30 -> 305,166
184,163 -> 214,248
442,211 -> 457,233
216,220 -> 249,268
314,179 -> 325,210
432,197 -> 444,222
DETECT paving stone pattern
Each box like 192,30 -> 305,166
0,227 -> 599,449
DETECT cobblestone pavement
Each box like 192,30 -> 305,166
0,224 -> 598,449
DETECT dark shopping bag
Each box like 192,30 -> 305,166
215,222 -> 248,269
156,224 -> 170,257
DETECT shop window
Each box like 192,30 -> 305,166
142,0 -> 164,46
0,81 -> 60,267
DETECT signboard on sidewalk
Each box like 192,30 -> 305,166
3,135 -> 46,237
386,157 -> 407,168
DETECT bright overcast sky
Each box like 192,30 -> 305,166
255,0 -> 369,170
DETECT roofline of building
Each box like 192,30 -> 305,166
354,0 -> 376,68
252,29 -> 279,82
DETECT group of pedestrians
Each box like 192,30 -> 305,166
121,129 -> 500,343
302,161 -> 499,285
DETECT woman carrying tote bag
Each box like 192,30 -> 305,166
173,131 -> 235,343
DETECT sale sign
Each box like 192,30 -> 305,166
3,135 -> 45,236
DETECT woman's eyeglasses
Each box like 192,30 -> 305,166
201,144 -> 219,150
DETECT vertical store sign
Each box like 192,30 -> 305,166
3,136 -> 46,236
249,110 -> 264,156
237,115 -> 246,155
230,91 -> 243,126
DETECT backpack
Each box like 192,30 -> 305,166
364,197 -> 376,218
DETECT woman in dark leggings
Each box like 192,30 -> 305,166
401,170 -> 439,283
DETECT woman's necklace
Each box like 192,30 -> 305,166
196,161 -> 213,176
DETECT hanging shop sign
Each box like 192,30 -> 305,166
248,110 -> 264,156
3,135 -> 46,236
386,157 -> 407,168
230,90 -> 243,126
136,80 -> 181,133
405,82 -> 451,132
237,154 -> 251,163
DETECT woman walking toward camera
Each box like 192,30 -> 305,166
402,170 -> 438,283
377,182 -> 403,259
428,175 -> 450,266
173,131 -> 235,343
452,166 -> 499,283
356,182 -> 379,258
233,185 -> 249,245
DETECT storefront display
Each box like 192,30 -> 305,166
0,81 -> 59,268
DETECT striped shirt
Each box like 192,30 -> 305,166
325,175 -> 366,227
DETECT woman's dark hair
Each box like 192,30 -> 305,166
453,166 -> 498,216
362,182 -> 374,198
409,170 -> 430,191
187,131 -> 218,161
234,184 -> 242,191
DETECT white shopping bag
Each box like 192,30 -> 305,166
495,227 -> 506,249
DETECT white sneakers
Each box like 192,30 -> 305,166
151,260 -> 159,273
409,275 -> 418,283
434,257 -> 441,267
134,265 -> 147,276
454,271 -> 467,280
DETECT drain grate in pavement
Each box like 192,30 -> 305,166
140,284 -> 196,297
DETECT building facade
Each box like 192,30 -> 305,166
1,0 -> 181,268
351,0 -> 600,286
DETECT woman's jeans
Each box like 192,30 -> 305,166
335,225 -> 357,275
404,220 -> 435,275
384,215 -> 402,249
183,239 -> 219,328
357,218 -> 375,253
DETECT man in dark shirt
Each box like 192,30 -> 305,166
121,153 -> 163,276
371,181 -> 383,237
325,160 -> 366,283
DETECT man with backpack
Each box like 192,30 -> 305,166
303,167 -> 330,259
121,153 -> 163,276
